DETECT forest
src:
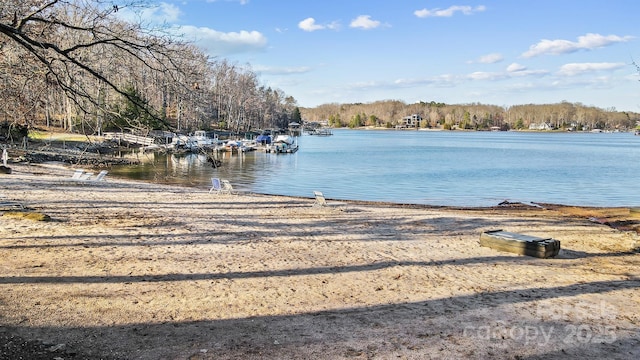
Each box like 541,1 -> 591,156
2,1 -> 639,143
301,100 -> 640,132
0,0 -> 299,140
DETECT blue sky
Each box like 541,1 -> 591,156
130,0 -> 640,111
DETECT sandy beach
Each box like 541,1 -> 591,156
1,163 -> 639,359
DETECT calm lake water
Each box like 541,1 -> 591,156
111,129 -> 640,207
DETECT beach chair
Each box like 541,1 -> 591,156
71,169 -> 85,179
313,191 -> 328,207
71,169 -> 93,180
209,178 -> 223,194
0,194 -> 24,210
220,179 -> 236,194
94,170 -> 108,181
313,191 -> 346,208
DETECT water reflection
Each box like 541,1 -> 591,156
109,149 -> 285,191
108,130 -> 640,207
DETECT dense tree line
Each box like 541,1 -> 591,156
0,0 -> 298,140
302,100 -> 640,131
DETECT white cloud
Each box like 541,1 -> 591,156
522,33 -> 633,58
346,80 -> 384,90
326,22 -> 340,30
155,3 -> 182,22
393,74 -> 465,88
117,2 -> 182,24
298,17 -> 325,32
557,62 -> 626,76
414,5 -> 486,18
467,71 -> 507,81
350,15 -> 381,30
476,53 -> 503,64
298,17 -> 340,32
179,25 -> 267,55
504,64 -> 549,78
506,63 -> 527,72
393,78 -> 434,87
464,64 -> 548,81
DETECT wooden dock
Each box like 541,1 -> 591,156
103,132 -> 155,146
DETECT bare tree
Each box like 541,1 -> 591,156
0,0 -> 195,133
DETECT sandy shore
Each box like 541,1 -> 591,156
1,163 -> 639,359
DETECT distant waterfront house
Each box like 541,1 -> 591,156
400,114 -> 422,128
528,122 -> 554,130
305,121 -> 328,129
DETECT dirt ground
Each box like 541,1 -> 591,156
1,163 -> 639,359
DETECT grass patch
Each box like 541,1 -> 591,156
3,211 -> 51,221
557,206 -> 630,218
28,131 -> 98,142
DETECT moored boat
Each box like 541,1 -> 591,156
309,128 -> 333,136
256,130 -> 272,145
266,134 -> 298,153
171,130 -> 220,151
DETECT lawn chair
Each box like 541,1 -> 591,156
71,169 -> 85,179
220,179 -> 236,194
94,170 -> 108,181
71,169 -> 93,180
0,194 -> 24,210
209,178 -> 223,194
313,191 -> 328,207
313,191 -> 345,208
